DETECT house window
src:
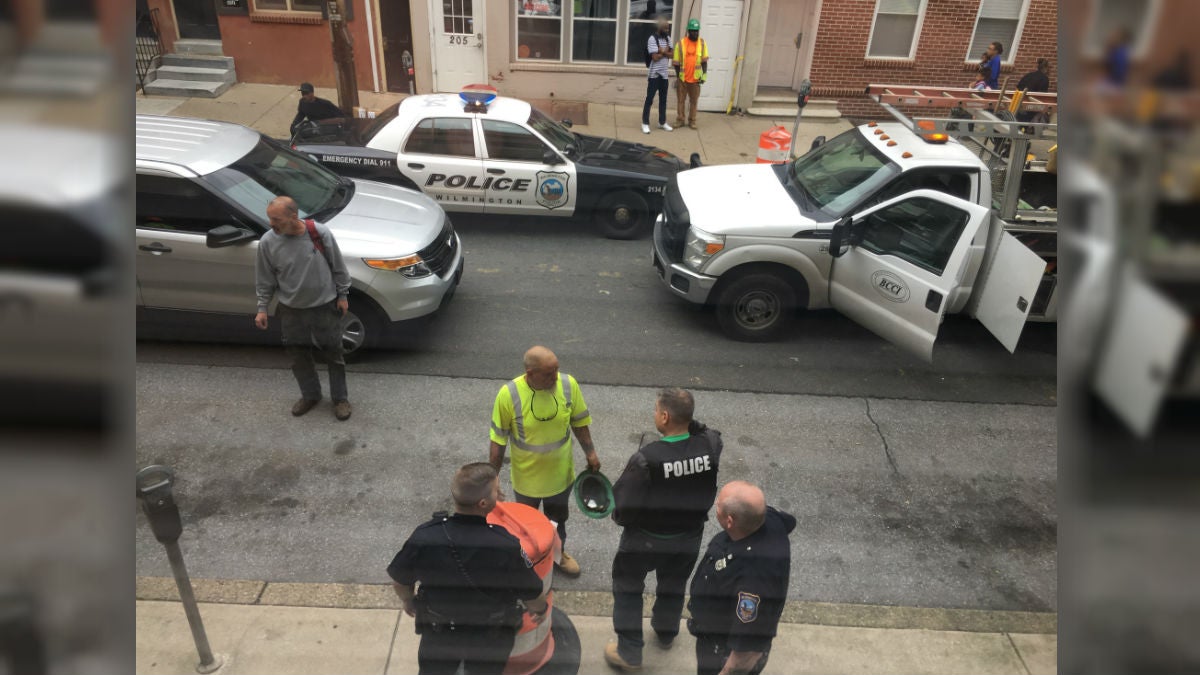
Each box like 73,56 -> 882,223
626,0 -> 674,65
253,0 -> 322,13
1085,0 -> 1159,57
516,0 -> 674,65
443,0 -> 475,34
866,0 -> 928,59
965,0 -> 1030,64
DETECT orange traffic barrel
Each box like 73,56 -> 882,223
756,126 -> 791,163
487,501 -> 562,675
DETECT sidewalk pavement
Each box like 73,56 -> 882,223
136,577 -> 1055,675
134,83 -> 850,167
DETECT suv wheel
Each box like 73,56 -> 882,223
341,299 -> 388,356
596,190 -> 649,239
715,273 -> 797,342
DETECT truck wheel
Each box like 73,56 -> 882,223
596,190 -> 649,240
715,273 -> 797,342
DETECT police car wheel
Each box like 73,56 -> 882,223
715,273 -> 797,342
596,190 -> 649,240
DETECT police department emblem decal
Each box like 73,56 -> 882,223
736,592 -> 760,623
535,171 -> 570,209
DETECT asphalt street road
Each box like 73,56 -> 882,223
135,217 -> 1057,613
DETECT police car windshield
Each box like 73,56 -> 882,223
207,138 -> 341,219
360,103 -> 401,144
789,129 -> 900,217
528,109 -> 575,152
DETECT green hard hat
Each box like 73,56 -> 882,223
573,469 -> 614,519
687,18 -> 700,31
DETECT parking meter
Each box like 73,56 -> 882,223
136,465 -> 182,544
790,79 -> 815,159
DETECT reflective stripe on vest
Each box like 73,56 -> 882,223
505,373 -> 574,454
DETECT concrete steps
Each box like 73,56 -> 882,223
747,95 -> 841,119
173,39 -> 225,56
143,51 -> 236,98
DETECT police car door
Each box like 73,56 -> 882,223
399,116 -> 487,213
829,189 -> 1020,362
479,119 -> 576,217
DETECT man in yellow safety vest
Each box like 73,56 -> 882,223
489,345 -> 601,576
672,18 -> 709,130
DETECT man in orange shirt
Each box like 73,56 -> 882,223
672,18 -> 709,130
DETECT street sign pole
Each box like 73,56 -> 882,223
326,0 -> 360,114
136,466 -> 221,674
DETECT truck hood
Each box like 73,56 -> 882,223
676,163 -> 815,235
572,133 -> 684,179
326,179 -> 444,254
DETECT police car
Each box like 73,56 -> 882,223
293,85 -> 692,239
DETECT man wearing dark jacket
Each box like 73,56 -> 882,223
687,481 -> 795,675
604,387 -> 722,671
290,82 -> 345,135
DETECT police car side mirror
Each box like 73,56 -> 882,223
564,144 -> 577,157
561,118 -> 574,128
543,149 -> 564,165
828,217 -> 853,258
206,224 -> 257,248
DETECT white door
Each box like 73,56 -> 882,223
759,0 -> 813,88
696,0 -> 741,112
971,220 -> 1049,352
431,0 -> 486,92
828,190 -> 990,362
478,119 -> 577,217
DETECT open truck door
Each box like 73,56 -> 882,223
970,215 -> 1049,352
828,189 -> 1042,362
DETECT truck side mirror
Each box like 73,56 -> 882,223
828,217 -> 853,258
689,152 -> 702,168
810,136 -> 826,152
206,224 -> 256,248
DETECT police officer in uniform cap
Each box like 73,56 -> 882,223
687,481 -> 795,675
604,387 -> 722,671
388,463 -> 548,675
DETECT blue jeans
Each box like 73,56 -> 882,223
643,76 -> 669,125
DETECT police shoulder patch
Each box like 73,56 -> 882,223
521,549 -> 534,568
736,591 -> 760,624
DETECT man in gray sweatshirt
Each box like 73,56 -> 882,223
255,196 -> 354,420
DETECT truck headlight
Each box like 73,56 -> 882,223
364,254 -> 432,278
684,227 -> 725,270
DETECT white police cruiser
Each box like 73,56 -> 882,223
293,86 -> 691,239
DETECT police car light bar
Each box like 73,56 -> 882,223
460,84 -> 498,112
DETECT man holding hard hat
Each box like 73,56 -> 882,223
489,345 -> 600,577
673,18 -> 709,130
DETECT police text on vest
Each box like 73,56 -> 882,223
663,455 -> 712,478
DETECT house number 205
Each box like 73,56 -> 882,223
448,35 -> 470,45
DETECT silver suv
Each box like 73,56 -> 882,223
136,115 -> 463,353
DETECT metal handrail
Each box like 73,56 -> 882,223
135,8 -> 164,93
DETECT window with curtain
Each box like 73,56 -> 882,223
966,0 -> 1029,63
625,0 -> 674,65
516,0 -> 563,60
573,0 -> 618,62
867,0 -> 927,59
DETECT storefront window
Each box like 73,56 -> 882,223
516,0 -> 563,60
572,0 -> 617,63
626,0 -> 674,64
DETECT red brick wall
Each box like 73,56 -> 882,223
217,13 -> 375,89
808,0 -> 1058,119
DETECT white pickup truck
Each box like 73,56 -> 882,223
651,119 -> 1057,362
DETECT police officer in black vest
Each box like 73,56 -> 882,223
604,387 -> 723,671
688,481 -> 795,675
388,463 -> 547,675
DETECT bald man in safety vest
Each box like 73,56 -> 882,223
673,18 -> 709,130
489,345 -> 601,576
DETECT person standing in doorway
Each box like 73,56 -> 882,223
641,16 -> 674,135
254,196 -> 353,421
673,18 -> 709,130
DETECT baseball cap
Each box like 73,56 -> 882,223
687,18 -> 700,30
299,82 -> 314,93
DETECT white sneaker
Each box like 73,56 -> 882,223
660,122 -> 673,131
641,123 -> 651,134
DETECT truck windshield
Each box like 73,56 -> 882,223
206,138 -> 342,219
528,108 -> 576,152
790,129 -> 900,217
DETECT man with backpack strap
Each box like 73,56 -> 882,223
255,195 -> 353,420
673,18 -> 708,130
641,16 -> 674,135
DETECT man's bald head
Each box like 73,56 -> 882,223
266,196 -> 300,233
523,345 -> 560,390
716,481 -> 766,538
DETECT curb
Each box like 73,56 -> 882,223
136,577 -> 1056,635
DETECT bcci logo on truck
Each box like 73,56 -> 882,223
871,270 -> 910,303
536,171 -> 569,210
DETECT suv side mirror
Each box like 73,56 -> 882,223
561,118 -> 573,128
828,217 -> 854,258
206,224 -> 256,248
543,149 -> 564,165
810,136 -> 827,152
